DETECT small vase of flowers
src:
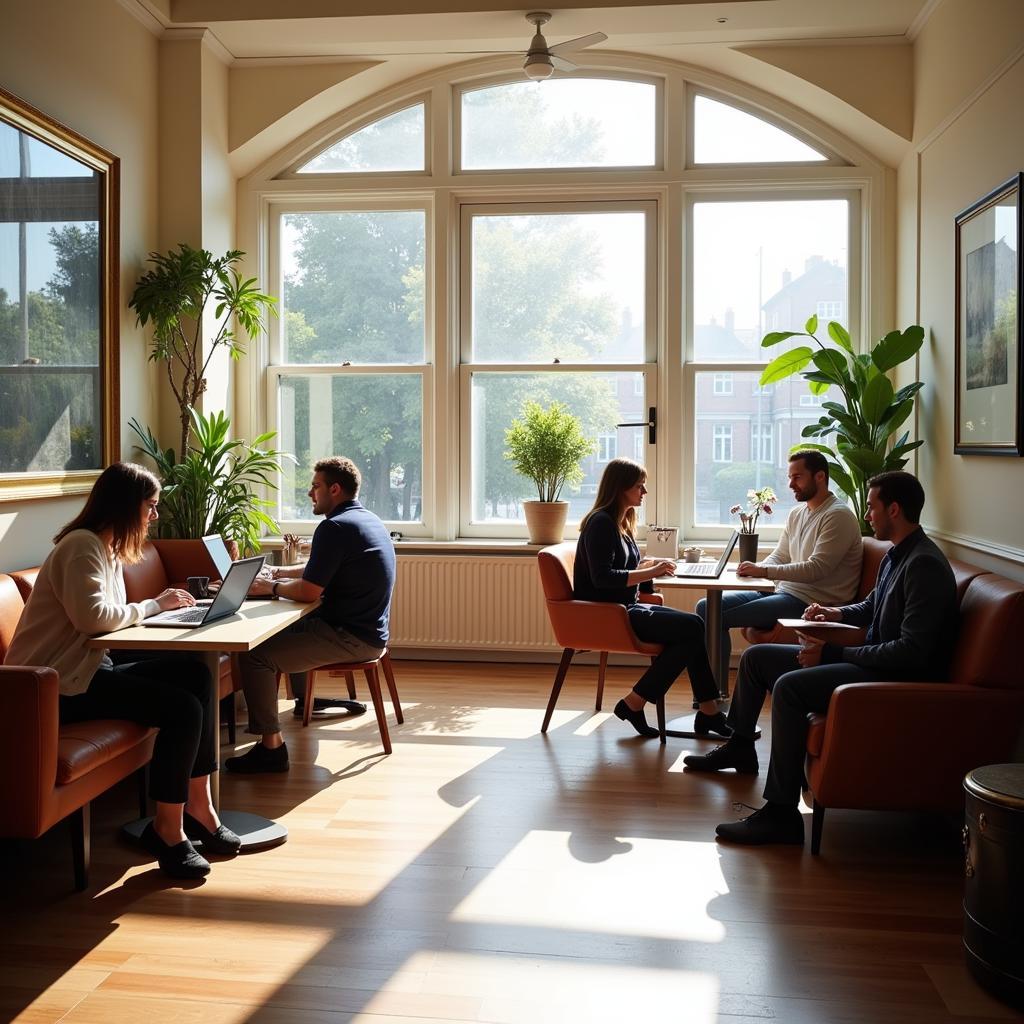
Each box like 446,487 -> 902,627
730,486 -> 777,562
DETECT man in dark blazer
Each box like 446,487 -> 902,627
684,471 -> 958,846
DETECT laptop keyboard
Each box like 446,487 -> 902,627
165,607 -> 207,624
676,562 -> 717,576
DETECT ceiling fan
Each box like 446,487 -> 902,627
519,12 -> 607,80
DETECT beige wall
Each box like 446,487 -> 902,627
900,0 -> 1024,579
0,0 -> 161,571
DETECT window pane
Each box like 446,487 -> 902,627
692,199 -> 848,362
471,211 -> 645,362
282,211 -> 425,364
471,371 -> 645,523
278,373 -> 423,523
298,104 -> 425,173
694,370 -> 839,526
693,95 -> 826,164
461,79 -> 656,170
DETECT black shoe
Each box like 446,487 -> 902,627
683,739 -> 759,774
141,822 -> 211,879
715,803 -> 805,846
613,699 -> 659,738
293,698 -> 367,718
694,710 -> 733,738
225,741 -> 289,774
183,812 -> 242,855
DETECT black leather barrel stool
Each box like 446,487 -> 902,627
963,763 -> 1024,1011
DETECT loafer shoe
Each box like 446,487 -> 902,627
183,812 -> 242,856
293,698 -> 367,718
683,739 -> 759,774
225,741 -> 289,774
613,699 -> 659,738
693,710 -> 733,738
715,803 -> 805,846
141,822 -> 211,879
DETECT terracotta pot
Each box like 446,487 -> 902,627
738,532 -> 759,563
523,501 -> 569,545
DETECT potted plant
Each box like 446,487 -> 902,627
504,400 -> 594,544
759,315 -> 925,534
729,486 -> 776,562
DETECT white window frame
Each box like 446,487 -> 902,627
816,300 -> 843,320
712,424 -> 733,463
597,434 -> 617,462
752,422 -> 773,463
713,372 -> 733,395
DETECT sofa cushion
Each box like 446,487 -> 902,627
0,574 -> 25,660
951,573 -> 1024,690
806,713 -> 827,757
57,720 -> 155,785
122,543 -> 171,603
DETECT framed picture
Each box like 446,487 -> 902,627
954,172 -> 1023,455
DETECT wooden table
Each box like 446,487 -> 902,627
654,567 -> 775,737
88,598 -> 317,851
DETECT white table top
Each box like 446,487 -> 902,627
87,599 -> 317,653
655,567 -> 777,593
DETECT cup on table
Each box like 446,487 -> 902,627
682,546 -> 704,563
186,575 -> 210,599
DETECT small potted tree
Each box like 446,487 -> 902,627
504,400 -> 594,545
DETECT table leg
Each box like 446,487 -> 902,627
120,650 -> 288,853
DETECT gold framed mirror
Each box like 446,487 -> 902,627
0,86 -> 119,501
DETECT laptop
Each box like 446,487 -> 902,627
674,530 -> 739,578
201,534 -> 275,600
144,555 -> 265,627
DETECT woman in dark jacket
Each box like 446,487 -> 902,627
575,458 -> 730,738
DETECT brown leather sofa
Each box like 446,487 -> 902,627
0,572 -> 155,891
804,567 -> 1024,854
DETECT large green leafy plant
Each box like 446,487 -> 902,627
131,409 -> 293,555
129,245 -> 277,460
504,401 -> 595,503
760,316 -> 925,533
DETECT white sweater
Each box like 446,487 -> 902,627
760,493 -> 863,607
4,530 -> 161,696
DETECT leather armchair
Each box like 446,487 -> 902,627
805,571 -> 1024,854
538,542 -> 664,733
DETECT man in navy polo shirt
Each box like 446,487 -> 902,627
226,457 -> 396,774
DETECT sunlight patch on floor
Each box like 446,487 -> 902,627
450,830 -> 727,942
404,706 -> 582,739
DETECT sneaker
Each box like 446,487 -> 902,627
224,741 -> 289,774
683,739 -> 759,774
715,803 -> 805,846
293,697 -> 367,718
141,821 -> 211,879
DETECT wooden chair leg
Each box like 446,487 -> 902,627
364,665 -> 391,755
596,651 -> 608,712
71,803 -> 90,892
811,799 -> 824,855
655,696 -> 667,745
381,652 -> 403,724
542,648 -> 575,733
345,672 -> 357,700
303,670 -> 315,727
137,766 -> 149,819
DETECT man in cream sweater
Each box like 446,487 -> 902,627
696,450 -> 862,670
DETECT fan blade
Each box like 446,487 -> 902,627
550,54 -> 578,72
548,31 -> 607,55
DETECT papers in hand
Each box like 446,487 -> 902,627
777,618 -> 860,632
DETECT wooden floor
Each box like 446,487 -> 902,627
1,661 -> 1019,1024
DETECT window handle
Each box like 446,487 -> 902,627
616,406 -> 656,445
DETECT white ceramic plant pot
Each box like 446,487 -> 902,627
523,501 -> 569,545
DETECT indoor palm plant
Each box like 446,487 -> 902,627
504,400 -> 595,544
759,315 -> 925,533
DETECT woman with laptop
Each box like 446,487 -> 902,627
575,458 -> 731,739
4,463 -> 241,879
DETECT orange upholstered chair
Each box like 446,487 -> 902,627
537,542 -> 665,733
804,570 -> 1024,854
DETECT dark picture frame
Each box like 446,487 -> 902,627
954,172 -> 1023,456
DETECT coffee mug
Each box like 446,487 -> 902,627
682,547 -> 703,563
186,575 -> 210,599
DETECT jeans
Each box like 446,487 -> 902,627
695,590 -> 808,670
727,644 -> 879,806
238,616 -> 384,734
626,604 -> 720,704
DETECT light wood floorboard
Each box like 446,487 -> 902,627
1,661 -> 1018,1023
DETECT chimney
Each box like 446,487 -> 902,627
782,269 -> 792,287
724,308 -> 735,332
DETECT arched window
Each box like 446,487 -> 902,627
297,102 -> 426,174
692,94 -> 828,164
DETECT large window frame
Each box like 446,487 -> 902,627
242,57 -> 887,543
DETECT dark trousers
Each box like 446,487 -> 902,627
727,644 -> 878,806
627,604 -> 720,704
59,653 -> 216,805
695,590 -> 808,668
